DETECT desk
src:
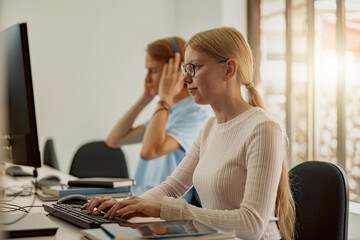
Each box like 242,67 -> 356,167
1,164 -> 159,240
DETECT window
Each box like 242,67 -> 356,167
252,0 -> 360,202
344,1 -> 360,202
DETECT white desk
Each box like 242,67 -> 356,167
1,165 -> 236,240
1,164 -> 83,240
1,164 -> 159,240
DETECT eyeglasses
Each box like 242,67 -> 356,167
181,60 -> 228,77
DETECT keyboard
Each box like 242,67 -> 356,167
43,203 -> 127,229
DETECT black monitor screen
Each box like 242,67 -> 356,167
0,23 -> 41,168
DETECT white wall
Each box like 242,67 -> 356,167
177,0 -> 247,40
177,0 -> 222,40
221,0 -> 247,38
0,0 -> 247,177
0,0 -> 178,176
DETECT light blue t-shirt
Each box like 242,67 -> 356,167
131,96 -> 212,202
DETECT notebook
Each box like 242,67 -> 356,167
2,213 -> 58,238
68,177 -> 136,188
42,184 -> 130,197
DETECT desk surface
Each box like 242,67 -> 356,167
1,164 -> 159,240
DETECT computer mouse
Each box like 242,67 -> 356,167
39,175 -> 61,182
56,194 -> 89,205
36,175 -> 61,189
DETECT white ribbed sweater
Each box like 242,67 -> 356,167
141,107 -> 283,240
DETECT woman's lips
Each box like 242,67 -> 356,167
188,87 -> 197,94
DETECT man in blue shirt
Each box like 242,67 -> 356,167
105,37 -> 211,202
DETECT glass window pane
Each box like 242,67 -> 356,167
314,0 -> 337,165
260,0 -> 286,129
292,0 -> 308,166
345,0 -> 360,202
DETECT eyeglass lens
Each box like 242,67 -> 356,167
182,64 -> 195,77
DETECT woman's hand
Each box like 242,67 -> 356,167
158,54 -> 184,105
80,196 -> 118,215
103,196 -> 162,220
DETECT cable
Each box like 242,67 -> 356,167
0,184 -> 33,203
0,192 -> 36,225
0,203 -> 43,214
21,205 -> 43,208
45,210 -> 57,217
0,203 -> 29,213
0,168 -> 38,225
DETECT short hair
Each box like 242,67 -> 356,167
146,37 -> 186,62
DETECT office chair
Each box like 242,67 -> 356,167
69,141 -> 128,178
190,189 -> 202,208
290,161 -> 349,240
43,138 -> 60,170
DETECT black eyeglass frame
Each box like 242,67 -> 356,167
182,59 -> 228,77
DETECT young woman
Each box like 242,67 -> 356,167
104,37 -> 212,202
84,27 -> 295,240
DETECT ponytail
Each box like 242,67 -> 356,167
245,81 -> 295,240
276,157 -> 296,240
245,83 -> 266,109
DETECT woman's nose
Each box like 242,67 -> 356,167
146,72 -> 151,82
182,73 -> 192,84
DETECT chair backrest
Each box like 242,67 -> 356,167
43,138 -> 60,170
190,189 -> 202,208
69,141 -> 128,178
290,161 -> 349,240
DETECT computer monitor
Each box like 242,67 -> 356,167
0,23 -> 41,171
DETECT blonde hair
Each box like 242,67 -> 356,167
186,27 -> 295,240
146,36 -> 186,62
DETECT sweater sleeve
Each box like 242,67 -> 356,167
158,121 -> 283,240
139,134 -> 201,201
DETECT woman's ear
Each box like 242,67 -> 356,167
224,59 -> 237,80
